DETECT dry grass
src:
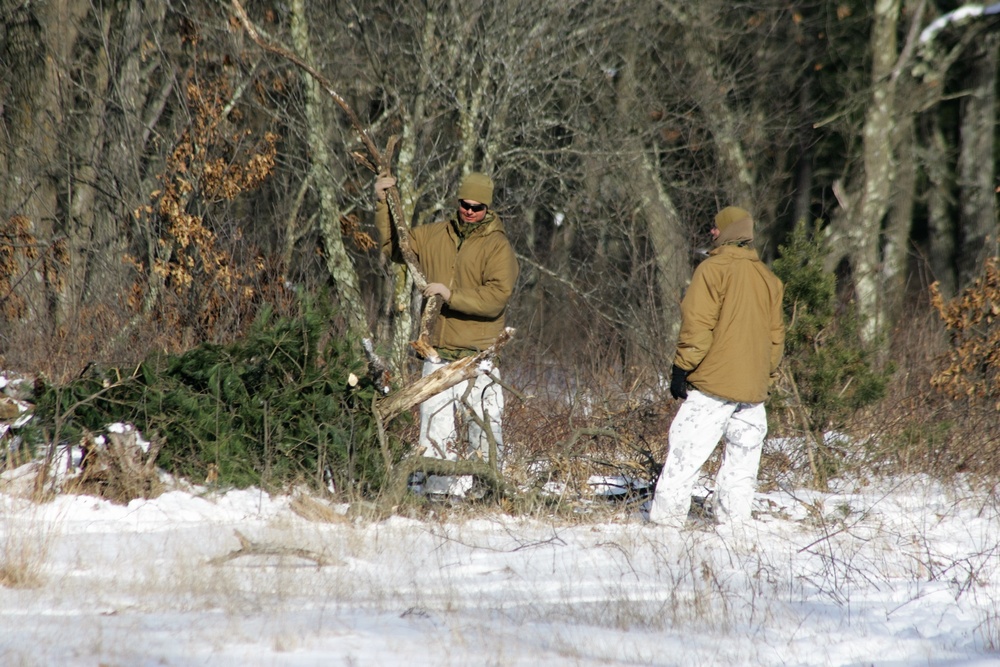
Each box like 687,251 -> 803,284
977,610 -> 1000,652
749,301 -> 1000,491
0,497 -> 57,589
289,493 -> 351,523
500,367 -> 673,506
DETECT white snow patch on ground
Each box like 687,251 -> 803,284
1,469 -> 999,666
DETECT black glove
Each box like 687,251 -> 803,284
669,364 -> 689,400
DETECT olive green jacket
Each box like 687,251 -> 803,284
674,244 -> 785,404
376,200 -> 519,353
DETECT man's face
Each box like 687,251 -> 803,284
458,199 -> 488,224
710,226 -> 720,241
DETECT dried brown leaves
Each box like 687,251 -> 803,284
930,257 -> 1000,410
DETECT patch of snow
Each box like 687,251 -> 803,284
1,470 -> 998,666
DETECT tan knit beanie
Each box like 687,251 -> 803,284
457,172 -> 494,206
714,206 -> 754,246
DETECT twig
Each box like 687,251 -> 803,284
778,366 -> 826,489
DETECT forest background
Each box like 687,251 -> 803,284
0,0 -> 998,499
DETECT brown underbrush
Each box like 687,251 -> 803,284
825,301 -> 1000,484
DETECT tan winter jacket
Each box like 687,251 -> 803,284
674,244 -> 785,404
376,200 -> 519,353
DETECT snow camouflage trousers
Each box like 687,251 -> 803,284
649,389 -> 767,527
417,359 -> 505,496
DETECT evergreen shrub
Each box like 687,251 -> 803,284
771,220 -> 893,485
30,297 -> 403,495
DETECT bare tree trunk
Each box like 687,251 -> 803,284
375,11 -> 437,372
830,0 -> 901,345
613,30 -> 688,346
656,1 -> 758,208
885,111 -> 917,325
74,2 -> 171,313
637,150 -> 688,339
792,85 -> 815,229
0,1 -> 80,326
679,17 -> 755,207
957,31 -> 999,287
925,114 -> 957,297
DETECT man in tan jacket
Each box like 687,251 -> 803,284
374,172 -> 519,497
648,206 -> 784,530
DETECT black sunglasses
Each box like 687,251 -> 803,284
459,200 -> 487,213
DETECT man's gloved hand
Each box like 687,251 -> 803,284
423,283 -> 451,302
669,364 -> 689,400
374,175 -> 397,201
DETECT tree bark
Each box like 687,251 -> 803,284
925,114 -> 957,297
885,111 -> 917,326
825,0 -> 901,346
611,28 -> 689,349
0,1 -> 76,325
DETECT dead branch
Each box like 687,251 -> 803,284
778,366 -> 827,489
361,338 -> 392,395
208,530 -> 338,567
556,428 -> 620,457
375,328 -> 514,423
457,380 -> 500,473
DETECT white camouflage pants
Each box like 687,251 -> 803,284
416,359 -> 505,496
649,389 -> 767,527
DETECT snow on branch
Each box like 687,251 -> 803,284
919,3 -> 1000,44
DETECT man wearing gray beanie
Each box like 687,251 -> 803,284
374,171 -> 519,499
648,206 -> 785,535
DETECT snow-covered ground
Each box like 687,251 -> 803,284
2,465 -> 998,667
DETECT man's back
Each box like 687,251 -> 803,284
678,245 -> 784,403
